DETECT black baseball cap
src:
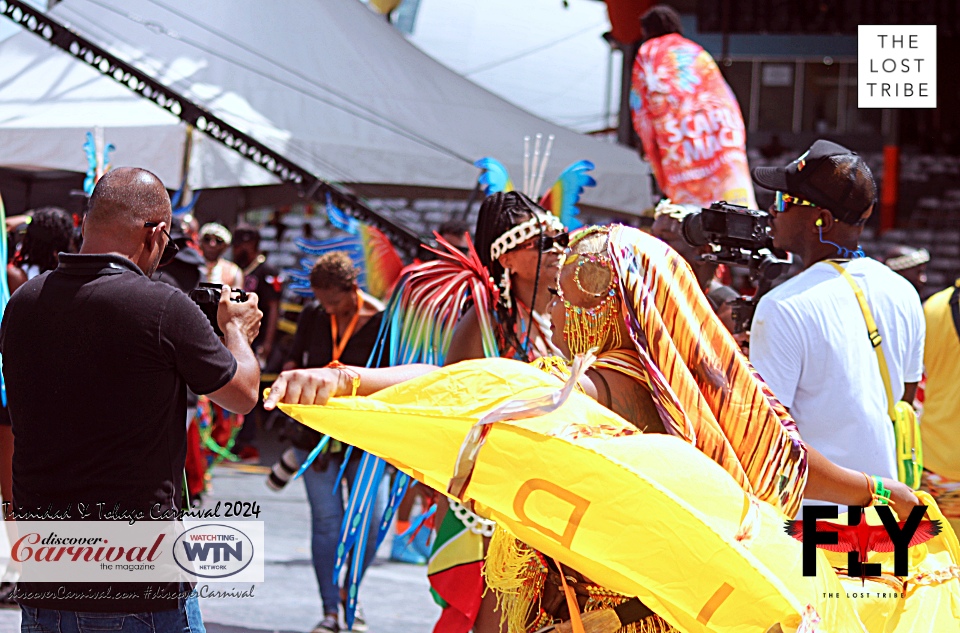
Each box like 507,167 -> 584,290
752,140 -> 877,225
232,225 -> 260,243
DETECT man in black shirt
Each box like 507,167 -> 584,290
0,167 -> 262,631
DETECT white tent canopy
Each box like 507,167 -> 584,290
0,0 -> 651,213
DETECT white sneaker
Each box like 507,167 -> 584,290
311,614 -> 339,633
341,602 -> 368,632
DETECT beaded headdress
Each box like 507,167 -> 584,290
489,210 -> 564,261
558,226 -> 622,356
885,248 -> 929,271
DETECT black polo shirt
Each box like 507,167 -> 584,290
0,253 -> 237,612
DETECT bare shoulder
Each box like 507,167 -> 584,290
6,265 -> 27,294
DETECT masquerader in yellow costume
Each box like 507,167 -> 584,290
264,225 -> 941,632
484,225 -> 927,633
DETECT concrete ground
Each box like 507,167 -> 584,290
0,453 -> 441,633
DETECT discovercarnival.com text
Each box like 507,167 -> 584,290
12,585 -> 257,600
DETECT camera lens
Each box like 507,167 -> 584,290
680,211 -> 709,247
266,448 -> 301,491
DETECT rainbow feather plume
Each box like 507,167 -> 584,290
359,223 -> 403,299
538,159 -> 596,229
325,194 -> 402,299
474,157 -> 514,195
283,197 -> 402,300
370,234 -> 500,367
475,155 -> 596,229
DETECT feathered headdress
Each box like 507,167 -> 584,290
284,195 -> 403,300
474,134 -> 596,229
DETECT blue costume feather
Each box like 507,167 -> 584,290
474,156 -> 513,195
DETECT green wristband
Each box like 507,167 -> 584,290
872,476 -> 892,506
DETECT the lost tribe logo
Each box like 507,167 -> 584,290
784,505 -> 941,582
173,524 -> 254,579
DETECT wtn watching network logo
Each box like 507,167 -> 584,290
174,524 -> 255,579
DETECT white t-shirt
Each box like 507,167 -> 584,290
750,257 -> 925,484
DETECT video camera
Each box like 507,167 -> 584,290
188,282 -> 248,336
680,202 -> 792,333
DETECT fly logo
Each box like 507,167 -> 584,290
784,505 -> 941,582
174,524 -> 254,578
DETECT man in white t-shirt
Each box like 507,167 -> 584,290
750,140 -> 925,485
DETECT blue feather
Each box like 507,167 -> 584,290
474,157 -> 512,195
325,194 -> 359,234
171,186 -> 200,216
292,435 -> 331,481
553,160 -> 596,229
82,132 -> 98,196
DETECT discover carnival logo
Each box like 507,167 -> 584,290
12,521 -> 264,583
174,524 -> 254,579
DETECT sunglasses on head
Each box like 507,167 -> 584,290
519,232 -> 570,253
144,222 -> 179,267
774,191 -> 818,213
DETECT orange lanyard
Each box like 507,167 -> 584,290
330,291 -> 363,362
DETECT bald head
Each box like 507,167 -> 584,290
86,167 -> 171,231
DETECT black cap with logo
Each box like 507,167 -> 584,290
751,140 -> 877,225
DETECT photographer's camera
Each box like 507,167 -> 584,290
680,202 -> 792,333
189,282 -> 248,336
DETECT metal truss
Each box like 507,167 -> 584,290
0,0 -> 425,259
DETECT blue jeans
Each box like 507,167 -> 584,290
296,449 -> 388,615
20,593 -> 204,633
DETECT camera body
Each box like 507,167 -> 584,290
681,201 -> 777,268
680,202 -> 792,334
188,282 -> 248,336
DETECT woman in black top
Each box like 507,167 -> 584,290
284,251 -> 385,633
